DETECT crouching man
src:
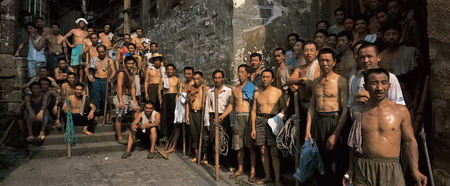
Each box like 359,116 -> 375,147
62,83 -> 96,136
121,101 -> 160,159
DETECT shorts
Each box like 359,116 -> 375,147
354,154 -> 405,186
255,114 -> 276,146
70,44 -> 83,66
113,94 -> 138,116
232,112 -> 249,150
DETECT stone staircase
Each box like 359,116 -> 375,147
29,117 -> 132,159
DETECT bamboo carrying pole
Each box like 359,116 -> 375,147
294,90 -> 300,186
182,83 -> 186,156
197,82 -> 206,165
214,88 -> 220,181
102,61 -> 111,126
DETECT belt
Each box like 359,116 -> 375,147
191,109 -> 202,113
95,77 -> 107,80
50,53 -> 63,55
258,113 -> 276,119
316,111 -> 339,118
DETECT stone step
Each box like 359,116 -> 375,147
43,131 -> 130,146
29,141 -> 139,159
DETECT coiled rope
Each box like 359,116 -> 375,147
276,113 -> 300,156
64,99 -> 77,144
218,125 -> 229,156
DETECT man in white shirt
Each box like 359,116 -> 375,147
204,70 -> 233,168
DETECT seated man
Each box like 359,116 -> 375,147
122,101 -> 160,159
54,58 -> 75,85
62,83 -> 96,136
21,67 -> 60,91
23,82 -> 50,142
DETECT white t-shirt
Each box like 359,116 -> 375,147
347,72 -> 406,108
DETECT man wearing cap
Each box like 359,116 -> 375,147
64,18 -> 88,78
144,53 -> 164,111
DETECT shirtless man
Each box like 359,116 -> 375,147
114,56 -> 140,144
380,22 -> 422,111
344,68 -> 427,186
249,53 -> 265,89
158,64 -> 181,142
144,42 -> 159,62
85,45 -> 116,118
33,23 -> 68,78
62,83 -> 96,136
99,23 -> 115,50
61,72 -> 79,98
288,40 -> 321,126
84,33 -> 100,66
54,58 -> 75,85
144,53 -> 163,111
251,69 -> 286,186
23,82 -> 49,142
315,30 -> 330,50
64,18 -> 88,77
21,67 -> 60,90
304,48 -> 348,185
116,34 -> 132,69
131,27 -> 149,54
228,64 -> 258,182
343,17 -> 355,32
82,27 -> 95,47
186,71 -> 210,163
121,101 -> 160,159
288,40 -> 307,72
35,17 -> 51,37
125,43 -> 143,71
336,31 -> 356,78
273,48 -> 290,105
328,7 -> 346,35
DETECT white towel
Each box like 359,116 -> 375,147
174,92 -> 187,124
161,67 -> 170,89
268,113 -> 285,136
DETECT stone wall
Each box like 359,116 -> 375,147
0,0 -> 17,54
141,0 -> 233,83
428,0 -> 450,185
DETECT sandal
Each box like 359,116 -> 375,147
228,172 -> 243,179
256,177 -> 273,185
37,135 -> 46,141
82,131 -> 94,136
248,176 -> 257,183
121,152 -> 132,159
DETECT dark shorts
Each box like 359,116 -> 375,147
255,114 -> 276,146
354,154 -> 405,186
72,113 -> 94,127
232,112 -> 249,150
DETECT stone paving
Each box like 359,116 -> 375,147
0,150 -> 246,186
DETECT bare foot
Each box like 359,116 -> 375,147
228,171 -> 243,179
165,148 -> 175,154
189,158 -> 197,163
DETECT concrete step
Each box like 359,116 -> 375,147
29,141 -> 134,159
43,131 -> 130,145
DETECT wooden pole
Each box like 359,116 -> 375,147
182,121 -> 186,156
0,120 -> 15,146
197,82 -> 206,165
102,61 -> 111,126
294,90 -> 300,186
214,88 -> 220,181
123,0 -> 130,34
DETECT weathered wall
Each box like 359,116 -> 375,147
428,0 -> 450,185
141,0 -> 233,83
0,0 -> 17,54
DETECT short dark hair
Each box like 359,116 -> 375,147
364,68 -> 390,84
184,66 -> 194,72
96,44 -> 107,51
74,83 -> 85,90
67,72 -> 77,78
250,53 -> 262,60
124,56 -> 137,63
352,40 -> 368,52
38,78 -> 51,85
123,33 -> 131,38
193,71 -> 204,77
315,29 -> 329,37
90,33 -> 99,38
150,42 -> 158,47
335,7 -> 347,16
387,0 -> 403,8
287,33 -> 300,41
337,30 -> 354,42
318,48 -> 337,60
355,15 -> 370,25
58,58 -> 67,63
375,8 -> 389,17
380,22 -> 402,36
39,66 -> 48,71
144,101 -> 155,107
303,40 -> 319,50
344,17 -> 354,22
127,43 -> 137,49
261,69 -> 274,78
328,34 -> 338,39
51,23 -> 60,28
166,64 -> 176,70
30,82 -> 41,89
358,42 -> 380,55
273,47 -> 286,55
35,17 -> 44,22
238,64 -> 251,74
212,70 -> 225,78
316,20 -> 329,30
135,27 -> 143,31
26,22 -> 38,28
104,23 -> 112,27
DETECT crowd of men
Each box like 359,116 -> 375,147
15,0 -> 429,185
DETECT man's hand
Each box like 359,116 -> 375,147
412,170 -> 427,186
251,129 -> 256,140
131,123 -> 138,131
133,105 -> 141,112
326,134 -> 337,150
186,117 -> 190,125
145,94 -> 149,101
304,132 -> 312,142
36,111 -> 44,121
217,115 -> 225,122
87,112 -> 94,120
289,84 -> 299,92
342,170 -> 353,186
29,112 -> 36,121
356,90 -> 370,103
119,101 -> 125,109
206,126 -> 210,132
52,106 -> 58,115
15,51 -> 20,57
89,76 -> 95,83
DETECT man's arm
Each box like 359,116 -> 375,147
33,35 -> 47,51
142,112 -> 161,128
49,77 -> 61,90
108,58 -> 116,81
400,106 -> 427,186
144,69 -> 150,100
117,72 -> 125,106
22,77 -> 38,89
305,80 -> 318,141
131,78 -> 138,105
250,91 -> 259,139
84,64 -> 94,82
87,103 -> 96,120
287,68 -> 306,85
63,30 -> 74,48
131,112 -> 143,131
203,90 -> 211,127
15,40 -> 29,57
158,79 -> 163,105
328,77 -> 349,150
62,98 -> 68,113
63,37 -> 69,61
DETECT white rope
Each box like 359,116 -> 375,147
276,114 -> 300,156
